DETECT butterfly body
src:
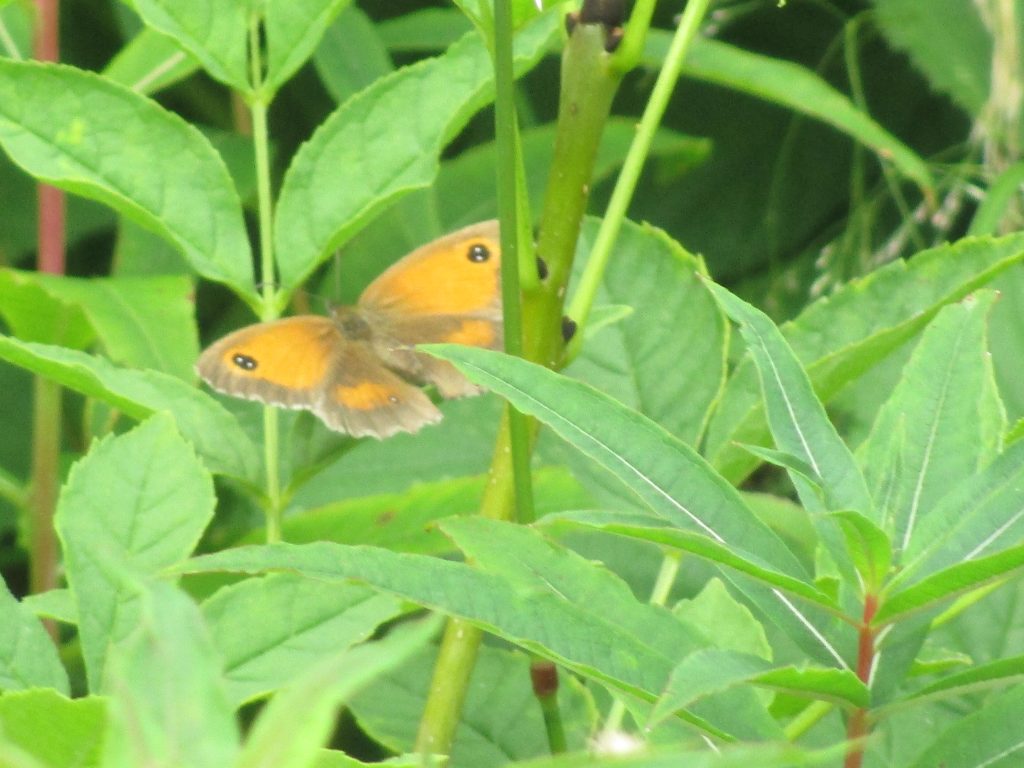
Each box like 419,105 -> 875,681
197,221 -> 502,438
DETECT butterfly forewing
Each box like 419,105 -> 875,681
197,316 -> 342,409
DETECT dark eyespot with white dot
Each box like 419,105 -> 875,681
232,353 -> 258,371
467,243 -> 490,263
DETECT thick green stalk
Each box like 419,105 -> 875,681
566,0 -> 713,355
522,22 -> 620,369
416,5 -> 631,759
415,409 -> 523,755
248,14 -> 283,539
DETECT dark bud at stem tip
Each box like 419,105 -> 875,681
605,26 -> 624,53
536,256 -> 549,280
578,0 -> 626,27
530,661 -> 559,698
561,316 -> 578,342
565,11 -> 579,36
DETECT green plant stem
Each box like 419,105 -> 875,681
28,377 -> 60,600
610,0 -> 658,73
844,593 -> 878,768
416,409 -> 529,756
566,0 -> 713,358
493,0 -> 535,526
523,21 -> 620,369
784,700 -> 833,741
531,658 -> 567,754
248,12 -> 283,541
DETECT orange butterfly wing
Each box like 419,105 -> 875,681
196,316 -> 440,438
358,220 -> 503,397
196,316 -> 341,409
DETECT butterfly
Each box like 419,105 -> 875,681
196,220 -> 502,439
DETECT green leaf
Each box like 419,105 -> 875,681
539,512 -> 835,610
830,511 -> 892,591
567,220 -> 727,448
896,438 -> 1024,586
858,292 -> 1004,552
102,27 -> 199,95
898,654 -> 1024,707
102,580 -> 239,768
0,336 -> 260,480
705,281 -> 873,519
377,8 -> 472,52
675,578 -> 772,661
202,573 -> 404,706
878,542 -> 1024,624
515,743 -> 846,768
55,414 -> 216,691
263,0 -> 352,95
0,577 -> 69,694
273,14 -> 557,294
131,0 -> 249,92
652,36 -> 934,192
22,589 -> 77,626
0,271 -> 92,349
176,541 -> 707,704
349,645 -> 594,767
0,60 -> 254,300
312,5 -> 393,104
0,690 -> 105,768
872,0 -> 991,116
236,617 -> 440,768
705,234 -> 1024,484
251,467 -> 590,553
650,649 -> 867,726
0,271 -> 199,381
909,685 -> 1024,767
423,345 -> 807,580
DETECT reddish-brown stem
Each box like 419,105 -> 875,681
29,0 -> 65,624
844,593 -> 878,768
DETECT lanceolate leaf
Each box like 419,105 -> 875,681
705,234 -> 1024,484
537,513 -> 836,610
424,345 -> 807,579
858,293 -> 1004,552
273,14 -> 557,295
896,438 -> 1024,586
0,60 -> 254,301
908,685 -> 1024,768
177,542 -> 707,703
651,649 -> 867,726
878,542 -> 1024,624
705,282 -> 872,518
